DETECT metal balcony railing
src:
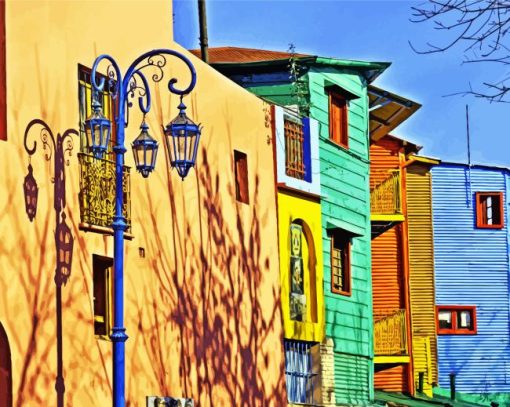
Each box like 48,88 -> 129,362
370,170 -> 402,215
78,153 -> 131,234
374,309 -> 408,356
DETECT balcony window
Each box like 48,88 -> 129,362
284,117 -> 305,180
476,192 -> 504,229
284,340 -> 320,405
77,64 -> 131,234
437,306 -> 477,335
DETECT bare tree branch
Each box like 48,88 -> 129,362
411,0 -> 510,100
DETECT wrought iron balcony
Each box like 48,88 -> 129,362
370,170 -> 404,238
78,153 -> 131,234
371,169 -> 402,215
374,309 -> 408,356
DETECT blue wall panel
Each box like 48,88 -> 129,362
431,163 -> 510,394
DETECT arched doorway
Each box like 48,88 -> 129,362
0,322 -> 12,407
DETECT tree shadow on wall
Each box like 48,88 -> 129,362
129,141 -> 286,406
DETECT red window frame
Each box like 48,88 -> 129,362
476,192 -> 504,229
330,229 -> 351,296
328,91 -> 348,148
284,117 -> 305,180
0,0 -> 6,141
234,150 -> 249,204
436,305 -> 477,335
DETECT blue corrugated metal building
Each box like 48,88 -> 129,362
431,162 -> 510,401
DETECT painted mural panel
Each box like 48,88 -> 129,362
432,164 -> 510,397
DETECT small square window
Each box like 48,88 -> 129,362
93,255 -> 113,339
476,192 -> 504,229
330,229 -> 351,295
436,306 -> 477,335
234,150 -> 249,204
329,92 -> 348,148
438,310 -> 452,330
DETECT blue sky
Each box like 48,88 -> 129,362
174,0 -> 510,167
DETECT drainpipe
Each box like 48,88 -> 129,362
449,373 -> 456,401
198,0 -> 209,63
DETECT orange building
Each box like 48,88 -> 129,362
368,85 -> 424,395
0,1 -> 285,406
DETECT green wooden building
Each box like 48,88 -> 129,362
195,47 -> 389,405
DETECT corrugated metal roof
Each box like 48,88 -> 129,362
191,46 -> 390,82
369,86 -> 421,142
189,46 -> 310,63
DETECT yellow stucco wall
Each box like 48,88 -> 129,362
1,1 -> 285,405
278,190 -> 324,342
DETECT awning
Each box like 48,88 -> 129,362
369,85 -> 421,142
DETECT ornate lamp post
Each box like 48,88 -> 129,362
88,49 -> 201,407
23,119 -> 77,407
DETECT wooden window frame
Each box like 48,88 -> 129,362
93,255 -> 114,340
284,116 -> 306,180
436,305 -> 477,335
328,91 -> 348,149
330,229 -> 351,296
476,192 -> 504,229
0,0 -> 6,141
234,150 -> 249,204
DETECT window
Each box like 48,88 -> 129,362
476,192 -> 504,229
284,117 -> 305,180
78,65 -> 132,234
0,0 -> 6,141
93,255 -> 113,339
78,64 -> 117,159
234,150 -> 249,204
329,91 -> 348,148
436,306 -> 477,335
330,229 -> 351,295
284,340 -> 320,405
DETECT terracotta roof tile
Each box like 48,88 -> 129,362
189,46 -> 311,63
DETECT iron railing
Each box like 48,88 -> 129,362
370,170 -> 402,215
78,153 -> 131,233
284,340 -> 319,405
374,309 -> 408,356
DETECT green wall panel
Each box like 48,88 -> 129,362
334,352 -> 373,405
308,67 -> 373,402
226,63 -> 374,404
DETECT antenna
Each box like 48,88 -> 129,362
466,104 -> 472,207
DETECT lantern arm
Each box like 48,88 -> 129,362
91,54 -> 123,99
23,119 -> 57,162
122,49 -> 197,105
60,129 -> 79,167
126,69 -> 151,115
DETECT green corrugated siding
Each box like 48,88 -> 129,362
309,67 -> 373,403
334,353 -> 372,405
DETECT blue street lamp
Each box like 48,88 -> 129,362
88,49 -> 200,407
